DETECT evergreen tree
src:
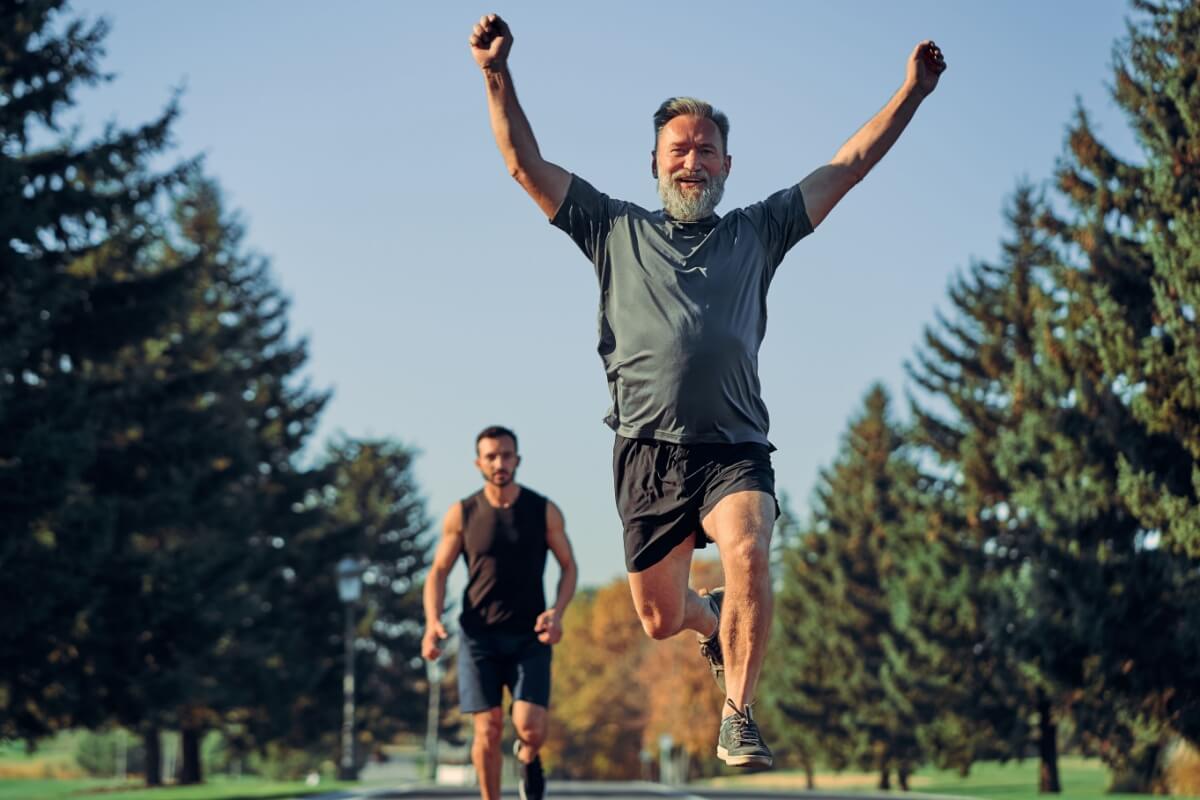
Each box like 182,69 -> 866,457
0,0 -> 191,743
1004,0 -> 1200,786
1058,0 -> 1200,561
774,385 -> 933,787
66,177 -> 331,784
223,435 -> 429,773
762,496 -> 855,787
906,187 -> 1053,788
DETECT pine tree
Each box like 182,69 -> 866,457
0,0 -> 191,743
1056,0 -> 1200,561
1009,0 -> 1200,785
774,385 -> 932,787
906,187 -> 1054,788
763,497 -> 855,787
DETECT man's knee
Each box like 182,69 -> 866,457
512,703 -> 547,750
726,527 -> 771,572
515,721 -> 546,750
473,711 -> 503,750
637,603 -> 683,640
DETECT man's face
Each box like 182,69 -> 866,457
475,435 -> 519,487
653,114 -> 731,221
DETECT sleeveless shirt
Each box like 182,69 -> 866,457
458,486 -> 549,634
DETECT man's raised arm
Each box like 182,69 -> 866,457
470,14 -> 571,219
798,40 -> 946,229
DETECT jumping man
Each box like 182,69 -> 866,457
468,14 -> 945,769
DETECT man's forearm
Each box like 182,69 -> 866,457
423,571 -> 447,626
833,82 -> 926,182
483,64 -> 543,180
552,564 -> 577,615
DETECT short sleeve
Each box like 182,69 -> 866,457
550,174 -> 622,269
740,184 -> 814,270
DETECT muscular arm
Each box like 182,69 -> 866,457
470,14 -> 571,219
421,503 -> 464,660
535,500 -> 577,644
799,40 -> 946,229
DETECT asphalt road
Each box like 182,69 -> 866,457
312,782 -> 964,800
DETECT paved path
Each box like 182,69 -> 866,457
312,782 -> 970,800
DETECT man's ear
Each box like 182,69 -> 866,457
650,150 -> 658,178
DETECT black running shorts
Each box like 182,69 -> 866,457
612,435 -> 778,573
457,628 -> 551,714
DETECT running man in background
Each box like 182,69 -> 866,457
423,426 -> 577,800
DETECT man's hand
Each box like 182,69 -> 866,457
534,609 -> 563,645
469,14 -> 512,72
907,40 -> 946,98
422,620 -> 449,660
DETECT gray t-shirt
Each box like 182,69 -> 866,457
551,174 -> 814,446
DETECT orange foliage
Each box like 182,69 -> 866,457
543,558 -> 727,780
641,559 -> 726,763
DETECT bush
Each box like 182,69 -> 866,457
74,729 -> 143,778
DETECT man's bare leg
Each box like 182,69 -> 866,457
511,701 -> 547,761
471,708 -> 504,800
701,490 -> 774,715
626,532 -> 718,640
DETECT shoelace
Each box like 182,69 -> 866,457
724,699 -> 765,746
699,635 -> 722,663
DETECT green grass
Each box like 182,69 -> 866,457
917,757 -> 1129,799
703,756 -> 1196,800
0,776 -> 348,800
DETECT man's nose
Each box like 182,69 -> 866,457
683,150 -> 703,171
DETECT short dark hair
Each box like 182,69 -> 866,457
653,96 -> 730,154
475,425 -> 518,453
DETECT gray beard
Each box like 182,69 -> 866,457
658,169 -> 726,221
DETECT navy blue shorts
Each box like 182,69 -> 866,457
613,436 -> 778,573
457,628 -> 552,714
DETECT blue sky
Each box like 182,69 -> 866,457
71,1 -> 1138,592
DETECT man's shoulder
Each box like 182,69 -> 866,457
517,484 -> 551,506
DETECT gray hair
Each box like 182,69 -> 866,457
652,97 -> 730,154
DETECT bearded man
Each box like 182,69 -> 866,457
468,13 -> 945,768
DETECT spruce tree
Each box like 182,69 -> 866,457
0,0 -> 191,743
775,385 -> 932,787
1008,0 -> 1200,785
906,186 -> 1054,788
763,497 -> 855,787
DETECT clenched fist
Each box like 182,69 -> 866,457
469,14 -> 512,71
908,40 -> 947,97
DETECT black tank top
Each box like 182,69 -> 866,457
458,486 -> 549,634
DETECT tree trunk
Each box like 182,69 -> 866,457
879,766 -> 891,790
805,761 -> 815,790
143,726 -> 161,787
1037,689 -> 1061,793
179,725 -> 203,785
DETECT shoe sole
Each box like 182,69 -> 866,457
717,745 -> 773,768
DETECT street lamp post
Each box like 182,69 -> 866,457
425,656 -> 442,782
336,556 -> 364,781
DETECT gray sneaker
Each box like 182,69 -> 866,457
697,587 -> 725,691
717,699 -> 772,768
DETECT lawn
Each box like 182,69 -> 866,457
0,776 -> 346,800
701,756 -> 1197,800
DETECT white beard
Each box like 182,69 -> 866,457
658,168 -> 726,221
